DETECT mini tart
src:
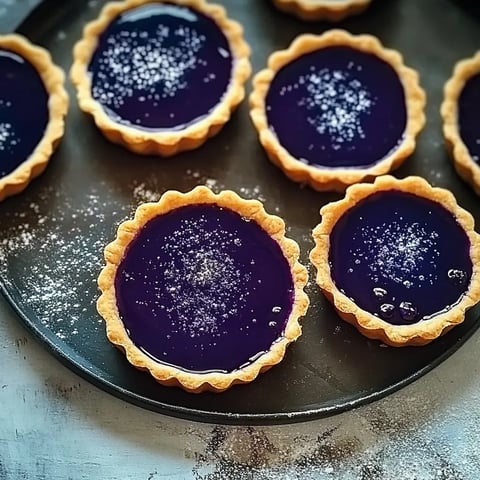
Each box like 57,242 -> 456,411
0,34 -> 68,201
250,30 -> 426,191
71,0 -> 251,156
271,0 -> 372,22
97,186 -> 309,393
310,175 -> 480,347
442,51 -> 480,195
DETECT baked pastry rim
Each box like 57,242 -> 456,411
70,0 -> 251,156
442,51 -> 480,195
0,34 -> 68,201
310,175 -> 480,347
250,30 -> 426,192
271,0 -> 372,22
97,185 -> 310,392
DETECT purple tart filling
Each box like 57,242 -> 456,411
266,46 -> 407,169
329,191 -> 472,325
115,204 -> 295,373
0,48 -> 49,178
458,71 -> 480,163
88,3 -> 233,131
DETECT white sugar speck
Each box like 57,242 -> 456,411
127,215 -> 253,339
290,66 -> 374,148
132,182 -> 160,203
0,121 -> 18,153
0,186 -> 129,339
92,20 -> 208,116
353,220 -> 440,286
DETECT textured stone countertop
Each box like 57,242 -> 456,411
1,1 -> 480,478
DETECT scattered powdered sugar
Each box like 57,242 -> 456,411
293,65 -> 374,149
125,214 -> 252,340
92,17 -> 208,118
0,185 -> 130,340
132,182 -> 161,203
184,171 -> 272,206
0,100 -> 19,155
189,338 -> 480,479
0,122 -> 14,149
353,220 -> 441,287
0,178 -> 271,342
238,185 -> 267,203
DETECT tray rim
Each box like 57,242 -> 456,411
1,0 -> 480,426
2,276 -> 478,426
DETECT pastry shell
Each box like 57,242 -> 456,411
441,51 -> 480,195
71,0 -> 251,156
97,186 -> 309,393
271,0 -> 372,22
310,175 -> 480,347
250,30 -> 426,192
0,34 -> 68,202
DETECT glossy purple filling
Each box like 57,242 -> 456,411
458,71 -> 480,163
266,46 -> 407,169
88,3 -> 233,131
0,48 -> 49,178
115,204 -> 295,373
329,191 -> 472,325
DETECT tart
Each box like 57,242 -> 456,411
250,30 -> 426,191
442,51 -> 480,195
310,175 -> 480,346
97,186 -> 309,392
0,34 -> 68,201
71,0 -> 251,156
271,0 -> 372,22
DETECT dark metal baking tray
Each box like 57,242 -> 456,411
1,0 -> 479,425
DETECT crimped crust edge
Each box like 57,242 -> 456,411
97,185 -> 309,392
441,51 -> 480,195
310,175 -> 480,347
70,0 -> 251,156
250,30 -> 426,192
271,0 -> 372,22
0,34 -> 68,201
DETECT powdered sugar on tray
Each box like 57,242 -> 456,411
0,178 -> 271,341
0,184 -> 129,340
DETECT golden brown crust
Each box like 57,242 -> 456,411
441,51 -> 480,195
271,0 -> 372,22
0,34 -> 68,202
310,175 -> 480,347
71,0 -> 251,156
97,186 -> 309,393
250,30 -> 426,192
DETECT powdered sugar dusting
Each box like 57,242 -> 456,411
124,214 -> 253,340
284,64 -> 374,150
0,179 -> 270,342
352,220 -> 441,287
132,182 -> 161,203
0,184 -> 145,340
92,8 -> 210,125
0,99 -> 19,154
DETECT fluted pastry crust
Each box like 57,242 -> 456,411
71,0 -> 251,156
250,30 -> 426,191
0,34 -> 68,201
310,175 -> 480,347
97,186 -> 309,392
